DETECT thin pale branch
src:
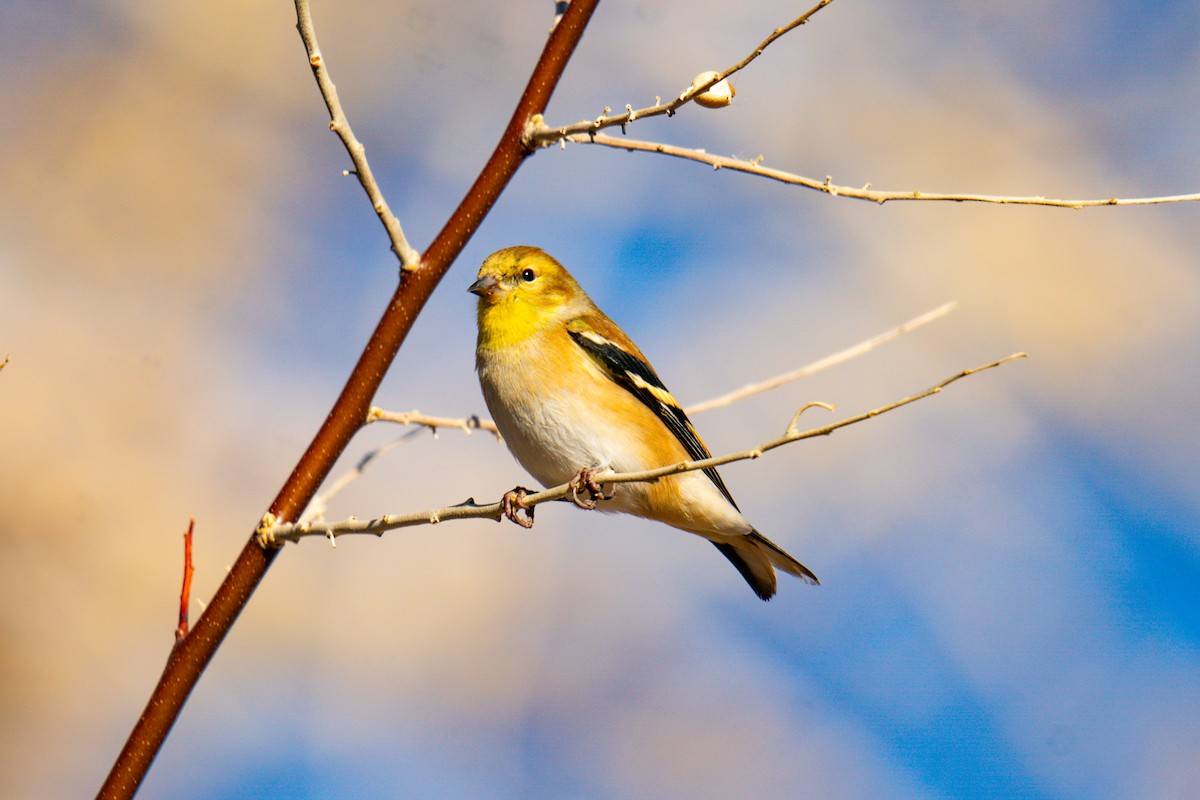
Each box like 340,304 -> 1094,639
265,353 -> 1026,544
368,407 -> 500,436
525,0 -> 836,147
687,301 -> 959,414
576,134 -> 1200,208
295,0 -> 421,268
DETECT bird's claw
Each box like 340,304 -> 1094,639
569,468 -> 610,510
501,486 -> 535,528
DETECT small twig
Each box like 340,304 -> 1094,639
687,301 -> 959,414
174,520 -> 196,643
264,353 -> 1026,544
299,429 -> 427,525
296,413 -> 502,520
573,134 -> 1200,208
787,401 -> 837,434
367,407 -> 500,436
525,0 -> 837,147
294,0 -> 421,269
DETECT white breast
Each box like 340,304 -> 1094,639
480,346 -> 646,487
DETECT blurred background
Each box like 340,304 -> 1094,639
2,1 -> 1198,797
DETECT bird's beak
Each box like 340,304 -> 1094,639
468,273 -> 500,297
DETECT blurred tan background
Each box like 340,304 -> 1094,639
2,1 -> 1198,798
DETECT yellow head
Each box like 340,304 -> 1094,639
470,246 -> 590,349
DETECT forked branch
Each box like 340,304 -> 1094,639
528,0 -> 1197,210
525,0 -> 837,147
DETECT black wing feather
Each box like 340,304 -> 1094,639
567,328 -> 739,510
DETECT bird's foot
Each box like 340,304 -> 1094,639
501,486 -> 535,528
568,468 -> 610,510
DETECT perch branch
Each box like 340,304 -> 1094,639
264,353 -> 1026,544
574,134 -> 1200,208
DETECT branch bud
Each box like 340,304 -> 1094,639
690,71 -> 736,109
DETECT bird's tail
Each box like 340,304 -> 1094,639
712,530 -> 819,601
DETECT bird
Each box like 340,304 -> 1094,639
469,245 -> 818,600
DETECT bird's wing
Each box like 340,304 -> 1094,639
566,317 -> 739,510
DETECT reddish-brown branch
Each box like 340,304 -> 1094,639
94,2 -> 599,797
173,520 -> 195,643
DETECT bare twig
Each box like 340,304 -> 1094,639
525,0 -> 837,147
300,417 -> 501,525
573,134 -> 1200,208
368,407 -> 500,436
264,353 -> 1026,544
298,429 -> 428,526
686,301 -> 959,414
174,520 -> 196,643
295,0 -> 421,268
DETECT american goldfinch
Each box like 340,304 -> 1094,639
470,246 -> 818,600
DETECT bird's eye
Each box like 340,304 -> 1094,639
520,268 -> 536,282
